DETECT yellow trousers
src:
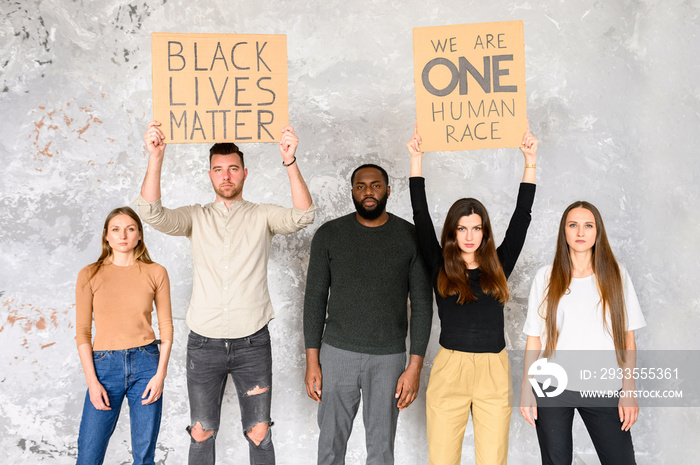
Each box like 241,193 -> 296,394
426,348 -> 512,465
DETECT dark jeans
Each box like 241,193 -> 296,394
535,388 -> 636,465
186,326 -> 274,465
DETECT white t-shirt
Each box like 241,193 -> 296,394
523,264 -> 646,392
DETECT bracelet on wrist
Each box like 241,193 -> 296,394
282,156 -> 296,167
525,163 -> 536,169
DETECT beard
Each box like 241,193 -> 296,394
353,194 -> 388,220
213,181 -> 243,200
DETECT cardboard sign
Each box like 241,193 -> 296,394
151,33 -> 288,144
413,21 -> 526,151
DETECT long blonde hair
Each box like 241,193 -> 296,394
86,207 -> 153,282
540,201 -> 628,365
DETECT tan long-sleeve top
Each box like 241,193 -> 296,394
75,261 -> 173,351
134,195 -> 316,339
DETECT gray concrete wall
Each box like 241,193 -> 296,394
1,0 -> 698,463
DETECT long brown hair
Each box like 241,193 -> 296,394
437,198 -> 509,304
86,207 -> 153,282
540,201 -> 628,365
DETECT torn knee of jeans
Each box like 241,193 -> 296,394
187,421 -> 215,443
245,422 -> 272,447
245,385 -> 270,396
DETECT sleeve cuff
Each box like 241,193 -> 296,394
291,203 -> 318,226
133,194 -> 164,218
409,176 -> 426,188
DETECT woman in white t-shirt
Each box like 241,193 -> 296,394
520,201 -> 645,465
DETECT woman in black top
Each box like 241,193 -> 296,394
406,123 -> 538,465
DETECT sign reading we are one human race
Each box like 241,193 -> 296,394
413,21 -> 527,151
151,33 -> 288,144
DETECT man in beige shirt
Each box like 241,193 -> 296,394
135,121 -> 315,465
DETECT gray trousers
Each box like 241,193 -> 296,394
317,343 -> 406,465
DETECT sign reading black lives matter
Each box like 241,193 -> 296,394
413,21 -> 527,151
151,33 -> 288,144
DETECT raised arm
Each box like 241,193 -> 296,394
406,124 -> 442,277
496,124 -> 539,274
279,126 -> 313,210
140,121 -> 167,203
519,122 -> 539,184
407,122 -> 424,177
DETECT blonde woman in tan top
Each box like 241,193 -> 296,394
74,206 -> 173,465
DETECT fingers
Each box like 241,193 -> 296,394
406,127 -> 422,156
521,132 -> 538,149
305,377 -> 321,402
145,121 -> 166,149
520,389 -> 537,427
141,380 -> 163,405
279,126 -> 299,157
619,406 -> 638,431
394,380 -> 417,411
413,121 -> 421,143
90,387 -> 111,410
520,406 -> 536,427
396,387 -> 417,411
618,405 -> 626,429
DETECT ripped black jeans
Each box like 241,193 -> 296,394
186,326 -> 274,465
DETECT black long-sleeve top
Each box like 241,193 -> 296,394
409,177 -> 535,353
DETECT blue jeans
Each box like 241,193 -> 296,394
186,326 -> 274,465
76,343 -> 162,465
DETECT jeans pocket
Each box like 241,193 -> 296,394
93,351 -> 108,363
187,331 -> 207,350
246,326 -> 271,347
142,343 -> 161,358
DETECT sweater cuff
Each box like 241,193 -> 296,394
517,182 -> 536,209
409,176 -> 425,187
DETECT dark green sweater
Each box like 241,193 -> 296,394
303,213 -> 433,356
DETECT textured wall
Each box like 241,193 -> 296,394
1,0 -> 698,463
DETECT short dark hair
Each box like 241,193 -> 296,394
209,143 -> 244,168
350,164 -> 389,185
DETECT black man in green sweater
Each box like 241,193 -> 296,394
303,164 -> 433,465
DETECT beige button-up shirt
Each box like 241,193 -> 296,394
134,195 -> 316,339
